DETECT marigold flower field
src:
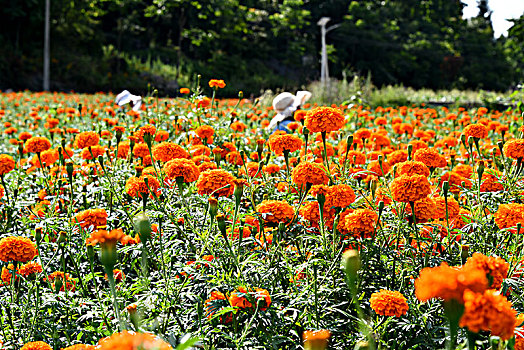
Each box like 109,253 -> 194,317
0,85 -> 524,350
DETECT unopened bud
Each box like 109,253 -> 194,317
341,249 -> 360,282
133,212 -> 152,242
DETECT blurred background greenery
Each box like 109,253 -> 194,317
1,0 -> 523,102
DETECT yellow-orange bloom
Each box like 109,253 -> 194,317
21,341 -> 52,350
163,158 -> 200,182
0,236 -> 37,263
74,131 -> 100,149
303,330 -> 331,350
196,169 -> 236,197
413,148 -> 447,169
74,208 -> 108,230
86,228 -> 125,246
503,139 -> 524,159
395,161 -> 430,177
228,286 -> 271,311
465,253 -> 509,289
268,134 -> 303,155
370,290 -> 409,317
25,136 -> 52,153
494,203 -> 524,229
459,289 -> 516,340
208,79 -> 226,89
342,209 -> 378,238
152,142 -> 188,162
291,162 -> 329,187
256,200 -> 294,224
0,154 -> 15,175
98,331 -> 172,350
304,107 -> 345,133
414,262 -> 487,303
463,123 -> 488,140
390,174 -> 431,203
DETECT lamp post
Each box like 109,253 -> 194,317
43,0 -> 50,91
317,17 -> 340,86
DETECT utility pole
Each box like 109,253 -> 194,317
317,17 -> 340,86
43,0 -> 50,91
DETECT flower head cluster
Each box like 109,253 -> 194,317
304,107 -> 345,133
196,169 -> 236,197
163,158 -> 200,182
268,134 -> 303,155
370,290 -> 409,317
74,131 -> 100,149
503,139 -> 524,159
390,174 -> 431,203
74,208 -> 108,230
256,200 -> 294,225
291,162 -> 329,187
98,331 -> 172,350
0,237 -> 37,263
25,136 -> 52,153
464,253 -> 509,289
152,142 -> 188,162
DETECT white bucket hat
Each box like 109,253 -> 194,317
115,90 -> 142,112
268,91 -> 312,130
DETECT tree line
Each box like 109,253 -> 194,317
0,0 -> 522,95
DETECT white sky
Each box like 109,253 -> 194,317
462,0 -> 524,37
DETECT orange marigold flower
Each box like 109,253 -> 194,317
354,128 -> 371,140
414,262 -> 487,303
413,148 -> 447,169
463,123 -> 488,140
480,170 -> 504,192
163,158 -> 200,182
208,79 -> 226,89
294,110 -> 307,122
465,253 -> 509,289
459,289 -> 516,340
25,136 -> 52,153
21,341 -> 52,350
81,145 -> 106,160
196,169 -> 236,197
152,142 -> 188,162
180,88 -> 190,94
440,171 -> 472,193
370,290 -> 409,317
503,139 -> 524,159
256,200 -> 294,224
19,131 -> 32,141
342,209 -> 378,238
74,208 -> 108,229
291,162 -> 329,187
326,184 -> 356,208
195,125 -> 215,139
125,175 -> 160,198
268,134 -> 303,155
494,203 -> 524,229
135,124 -> 157,141
228,286 -> 271,311
0,154 -> 15,175
304,106 -> 345,133
86,228 -> 125,246
367,160 -> 390,176
74,131 -> 100,149
18,261 -> 43,276
388,150 -> 408,166
0,236 -> 37,263
433,195 -> 460,220
390,174 -> 431,203
395,160 -> 430,177
303,329 -> 331,350
98,331 -> 172,350
340,150 -> 366,165
155,130 -> 169,142
132,143 -> 150,159
405,196 -> 437,223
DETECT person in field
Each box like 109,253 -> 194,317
267,91 -> 311,133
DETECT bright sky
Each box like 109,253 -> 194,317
462,0 -> 524,37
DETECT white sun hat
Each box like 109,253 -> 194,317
268,91 -> 312,130
115,90 -> 142,112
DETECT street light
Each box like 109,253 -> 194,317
43,0 -> 50,91
317,17 -> 340,85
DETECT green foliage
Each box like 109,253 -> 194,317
0,0 -> 522,94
